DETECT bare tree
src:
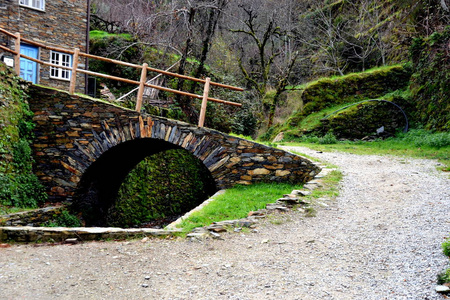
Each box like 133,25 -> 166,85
231,6 -> 283,95
91,0 -> 231,123
295,2 -> 349,76
225,0 -> 303,127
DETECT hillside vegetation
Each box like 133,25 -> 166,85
0,64 -> 46,212
89,0 -> 449,139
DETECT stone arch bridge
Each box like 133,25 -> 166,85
28,86 -> 321,214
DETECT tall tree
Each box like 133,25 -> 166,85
226,0 -> 303,127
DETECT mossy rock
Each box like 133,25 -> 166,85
316,100 -> 408,139
301,65 -> 411,106
409,27 -> 450,131
266,65 -> 411,141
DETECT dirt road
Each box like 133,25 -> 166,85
1,147 -> 449,299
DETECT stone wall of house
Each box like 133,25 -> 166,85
27,85 -> 322,202
0,0 -> 87,92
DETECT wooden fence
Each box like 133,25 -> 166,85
0,28 -> 243,127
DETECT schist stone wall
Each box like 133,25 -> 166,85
28,85 -> 322,202
0,0 -> 88,92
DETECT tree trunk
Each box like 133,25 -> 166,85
176,7 -> 196,122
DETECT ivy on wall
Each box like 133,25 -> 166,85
0,63 -> 47,208
409,26 -> 450,131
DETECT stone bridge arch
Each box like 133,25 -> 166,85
28,86 -> 321,219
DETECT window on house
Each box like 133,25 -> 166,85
50,51 -> 72,80
19,0 -> 45,11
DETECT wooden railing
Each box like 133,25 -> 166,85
0,28 -> 243,127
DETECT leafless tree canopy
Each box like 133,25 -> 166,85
91,0 -> 450,95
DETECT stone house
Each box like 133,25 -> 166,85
0,0 -> 89,93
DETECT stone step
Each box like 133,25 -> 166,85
0,226 -> 181,243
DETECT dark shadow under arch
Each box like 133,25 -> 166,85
72,138 -> 217,226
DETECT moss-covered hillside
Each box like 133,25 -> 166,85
0,63 -> 46,210
261,65 -> 412,140
409,26 -> 450,131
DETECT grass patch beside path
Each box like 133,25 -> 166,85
176,183 -> 301,233
281,140 -> 449,172
0,205 -> 35,216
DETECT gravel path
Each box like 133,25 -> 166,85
1,147 -> 449,300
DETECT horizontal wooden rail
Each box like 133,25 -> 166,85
78,52 -> 244,91
16,53 -> 243,108
0,27 -> 15,38
0,44 -> 16,55
0,27 -> 243,127
78,69 -> 242,107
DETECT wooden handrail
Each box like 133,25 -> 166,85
79,51 -> 244,91
0,44 -> 17,55
0,27 -> 243,126
0,27 -> 16,38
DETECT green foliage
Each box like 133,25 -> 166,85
89,31 -> 141,97
107,149 -> 216,227
318,132 -> 338,144
443,237 -> 450,257
0,173 -> 47,208
90,30 -> 132,40
394,129 -> 450,149
439,235 -> 450,284
0,63 -> 47,208
438,268 -> 450,285
261,65 -> 412,141
409,26 -> 450,131
44,209 -> 82,227
231,98 -> 259,137
301,65 -> 411,110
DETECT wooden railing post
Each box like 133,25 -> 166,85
198,77 -> 211,127
135,63 -> 148,112
14,32 -> 21,75
69,48 -> 79,95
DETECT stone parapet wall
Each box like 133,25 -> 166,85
28,85 -> 321,202
0,226 -> 179,243
0,207 -> 63,227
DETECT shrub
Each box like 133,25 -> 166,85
45,209 -> 82,227
396,129 -> 450,149
438,268 -> 450,285
438,235 -> 450,285
319,132 -> 338,144
443,237 -> 450,257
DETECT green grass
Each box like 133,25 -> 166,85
310,170 -> 342,199
439,235 -> 450,284
295,104 -> 351,130
281,129 -> 450,171
0,204 -> 35,216
176,165 -> 343,234
176,182 -> 301,232
90,30 -> 132,40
